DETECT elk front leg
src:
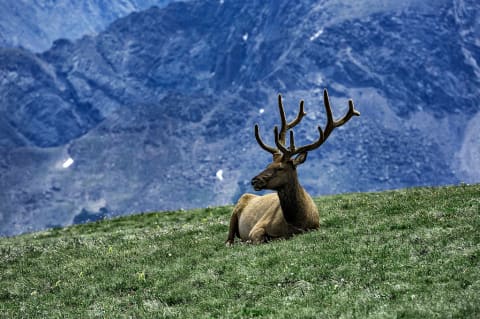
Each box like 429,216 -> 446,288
226,194 -> 256,246
248,223 -> 268,244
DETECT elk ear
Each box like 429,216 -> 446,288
292,152 -> 308,166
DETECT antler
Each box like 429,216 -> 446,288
255,89 -> 360,161
277,94 -> 306,145
283,89 -> 360,157
254,94 -> 305,159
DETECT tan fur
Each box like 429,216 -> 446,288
226,90 -> 359,245
226,167 -> 319,245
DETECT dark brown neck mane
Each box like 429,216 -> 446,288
276,171 -> 309,227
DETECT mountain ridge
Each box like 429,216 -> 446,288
0,0 -> 478,236
0,0 -> 183,52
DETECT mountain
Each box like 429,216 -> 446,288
0,0 -> 182,52
0,0 -> 479,237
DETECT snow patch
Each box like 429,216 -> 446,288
62,157 -> 74,169
216,169 -> 224,181
310,29 -> 324,41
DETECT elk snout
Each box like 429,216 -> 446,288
251,171 -> 271,191
251,176 -> 266,191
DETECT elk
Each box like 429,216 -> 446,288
226,89 -> 360,245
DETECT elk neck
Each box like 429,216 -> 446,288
276,171 -> 310,227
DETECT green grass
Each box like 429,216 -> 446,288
1,184 -> 479,318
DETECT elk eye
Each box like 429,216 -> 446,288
276,166 -> 284,171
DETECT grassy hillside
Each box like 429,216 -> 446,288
1,184 -> 479,318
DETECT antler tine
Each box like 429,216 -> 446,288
289,130 -> 295,152
254,124 -> 278,155
277,94 -> 288,144
336,99 -> 360,125
274,126 -> 290,155
323,89 -> 335,137
288,125 -> 325,156
323,89 -> 360,140
277,94 -> 307,145
287,99 -> 306,129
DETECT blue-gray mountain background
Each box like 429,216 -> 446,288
0,0 -> 478,236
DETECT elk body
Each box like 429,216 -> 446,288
226,89 -> 360,245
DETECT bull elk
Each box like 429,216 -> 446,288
226,89 -> 360,245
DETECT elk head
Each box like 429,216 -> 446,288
251,89 -> 360,191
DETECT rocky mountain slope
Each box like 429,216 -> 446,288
0,0 -> 478,236
0,0 -> 181,52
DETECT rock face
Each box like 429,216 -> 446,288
0,0 -> 181,52
0,0 -> 479,236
